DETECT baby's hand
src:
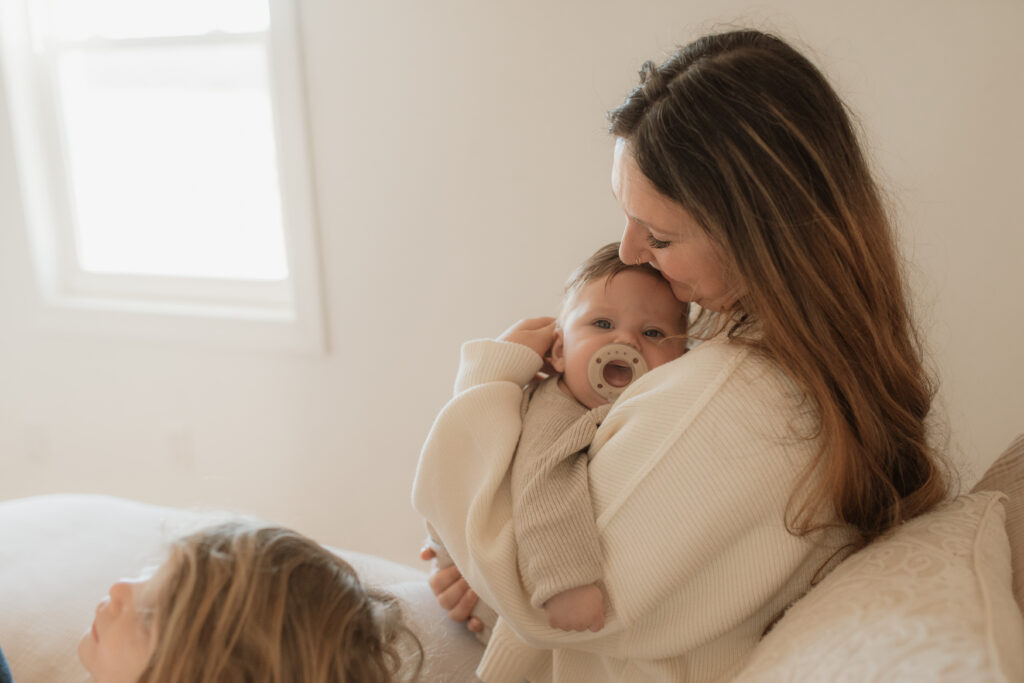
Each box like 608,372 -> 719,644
542,583 -> 606,632
498,317 -> 557,360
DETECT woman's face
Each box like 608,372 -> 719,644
78,565 -> 165,683
612,138 -> 737,312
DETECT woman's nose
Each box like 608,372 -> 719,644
619,222 -> 649,266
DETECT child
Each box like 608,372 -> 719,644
422,242 -> 688,636
78,521 -> 423,683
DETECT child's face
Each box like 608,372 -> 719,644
78,563 -> 166,683
551,270 -> 687,408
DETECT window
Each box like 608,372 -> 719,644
0,0 -> 324,351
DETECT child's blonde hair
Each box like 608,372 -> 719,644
139,522 -> 422,683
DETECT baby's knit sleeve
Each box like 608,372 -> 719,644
512,385 -> 610,608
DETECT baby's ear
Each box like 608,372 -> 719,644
548,329 -> 566,373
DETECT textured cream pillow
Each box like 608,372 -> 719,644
734,491 -> 1024,682
972,433 -> 1024,614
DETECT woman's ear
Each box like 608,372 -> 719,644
548,329 -> 566,373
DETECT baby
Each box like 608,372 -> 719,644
424,242 -> 688,636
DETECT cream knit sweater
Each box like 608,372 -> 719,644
412,336 -> 852,683
512,376 -> 610,608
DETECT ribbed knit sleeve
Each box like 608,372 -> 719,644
511,378 -> 610,608
454,339 -> 543,394
413,339 -> 540,542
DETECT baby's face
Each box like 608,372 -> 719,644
551,270 -> 687,408
78,563 -> 167,683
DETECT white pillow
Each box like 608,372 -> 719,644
734,491 -> 1024,682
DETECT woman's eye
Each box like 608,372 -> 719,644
646,234 -> 671,249
643,329 -> 665,338
594,319 -> 612,329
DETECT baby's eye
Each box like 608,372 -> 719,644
643,329 -> 665,338
594,319 -> 612,330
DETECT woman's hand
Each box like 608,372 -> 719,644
420,546 -> 485,633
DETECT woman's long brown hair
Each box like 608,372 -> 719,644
609,29 -> 949,549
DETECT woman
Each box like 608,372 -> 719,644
413,29 -> 948,682
78,521 -> 422,683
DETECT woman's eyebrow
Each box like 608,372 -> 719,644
635,216 -> 669,236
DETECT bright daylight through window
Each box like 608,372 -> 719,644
0,0 -> 323,350
54,1 -> 286,280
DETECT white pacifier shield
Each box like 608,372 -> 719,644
587,343 -> 649,402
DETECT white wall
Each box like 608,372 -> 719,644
1,0 -> 1021,567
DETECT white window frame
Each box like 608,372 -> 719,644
0,0 -> 326,352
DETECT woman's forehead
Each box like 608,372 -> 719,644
612,140 -> 690,237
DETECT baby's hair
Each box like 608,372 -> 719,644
138,522 -> 423,683
562,241 -> 689,332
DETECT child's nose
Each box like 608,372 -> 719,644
613,329 -> 641,348
108,580 -> 133,608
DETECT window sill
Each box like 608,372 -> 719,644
31,291 -> 328,354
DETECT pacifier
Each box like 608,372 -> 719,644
586,343 -> 649,402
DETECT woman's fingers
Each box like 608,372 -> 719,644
428,564 -> 462,597
448,583 -> 479,622
437,577 -> 469,611
466,616 -> 484,633
420,546 -> 437,561
426,561 -> 480,624
439,578 -> 472,611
